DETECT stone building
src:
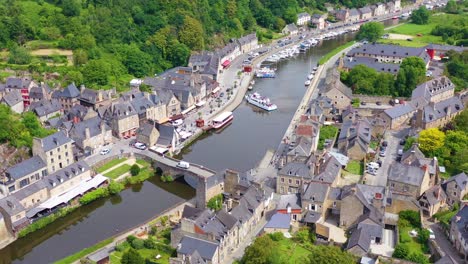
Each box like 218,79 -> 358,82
79,86 -> 115,110
411,76 -> 455,109
358,6 -> 372,20
0,156 -> 48,195
348,8 -> 360,22
347,43 -> 430,67
4,77 -> 36,108
32,131 -> 74,173
377,104 -> 416,130
387,163 -> 431,198
69,116 -> 112,153
337,119 -> 372,160
52,83 -> 81,111
321,69 -> 352,112
104,101 -> 139,138
443,172 -> 468,206
282,24 -> 298,35
415,96 -> 464,129
311,14 -> 327,30
449,204 -> 468,262
136,122 -> 160,147
418,185 -> 447,217
1,90 -> 24,114
335,9 -> 349,21
236,33 -> 258,53
296,12 -> 311,26
277,163 -> 313,195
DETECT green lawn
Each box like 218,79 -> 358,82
346,160 -> 364,175
378,38 -> 434,47
434,208 -> 458,229
110,239 -> 174,264
399,227 -> 427,255
54,238 -> 114,264
136,159 -> 151,168
277,239 -> 311,263
318,41 -> 356,65
104,164 -> 132,179
96,158 -> 128,173
318,125 -> 339,150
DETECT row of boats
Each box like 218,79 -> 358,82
305,67 -> 318,86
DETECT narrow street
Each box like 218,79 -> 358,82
427,221 -> 464,263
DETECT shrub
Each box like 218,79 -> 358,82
269,232 -> 284,241
108,181 -> 124,195
418,228 -> 430,244
79,188 -> 109,205
130,164 -> 140,176
399,210 -> 421,227
126,235 -> 137,244
161,171 -> 174,182
398,218 -> 410,229
393,243 -> 409,259
207,194 -> 223,211
131,238 -> 145,249
399,230 -> 412,243
407,252 -> 430,264
144,238 -> 157,249
18,207 -> 76,237
115,241 -> 129,252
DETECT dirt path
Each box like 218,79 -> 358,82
388,33 -> 413,40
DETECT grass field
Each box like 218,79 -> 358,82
104,164 -> 132,179
277,239 -> 311,263
346,160 -> 364,175
399,226 -> 428,255
318,41 -> 356,65
96,158 -> 128,173
136,159 -> 151,168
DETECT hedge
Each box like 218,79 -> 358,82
79,188 -> 109,205
18,207 -> 76,238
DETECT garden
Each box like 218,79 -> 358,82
393,210 -> 430,264
317,125 -> 338,150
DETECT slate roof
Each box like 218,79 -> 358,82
38,131 -> 74,152
297,12 -> 310,19
279,162 -> 312,179
0,195 -> 25,217
284,23 -> 298,33
265,213 -> 290,229
107,101 -> 138,120
314,155 -> 342,184
359,6 -> 372,14
43,160 -> 90,190
401,144 -> 426,164
69,116 -> 110,141
383,104 -> 415,119
11,180 -> 47,202
288,136 -> 313,157
339,119 -> 371,152
277,194 -> 302,210
130,96 -> 157,115
349,8 -> 360,17
422,97 -> 464,124
178,236 -> 219,261
388,163 -> 426,186
6,156 -> 47,181
29,83 -> 51,101
303,211 -> 322,223
444,172 -> 468,192
348,43 -> 430,63
5,77 -> 32,89
30,99 -> 62,117
347,218 -> 383,252
343,57 -> 400,74
181,205 -> 204,219
1,90 -> 23,107
411,76 -> 454,102
324,68 -> 353,99
67,104 -> 90,121
452,205 -> 468,242
237,33 -> 257,45
79,88 -> 112,104
419,185 -> 446,206
137,123 -> 156,138
58,83 -> 80,98
355,184 -> 386,208
156,124 -> 174,146
189,52 -> 219,76
303,182 -> 329,202
216,42 -> 239,59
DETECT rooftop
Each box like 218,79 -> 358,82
6,156 -> 47,181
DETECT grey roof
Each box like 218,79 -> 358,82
216,42 -> 239,59
328,187 -> 342,200
314,155 -> 342,184
130,96 -> 156,115
426,44 -> 468,53
12,180 -> 47,202
189,52 -> 220,76
349,43 -> 430,62
343,57 -> 400,74
412,76 -> 454,102
237,33 -> 257,45
59,83 -> 80,98
107,101 -> 138,120
401,144 -> 426,164
303,211 -> 321,223
349,8 -> 360,17
5,77 -> 32,89
419,185 -> 446,206
178,236 -> 219,261
303,182 -> 329,202
452,205 -> 468,242
265,213 -> 290,229
277,194 -> 302,210
69,116 -> 110,141
444,172 -> 468,192
79,88 -> 112,104
297,12 -> 310,19
279,162 -> 312,179
38,131 -> 74,152
422,97 -> 464,124
324,68 -> 353,99
339,119 -> 371,152
355,184 -> 386,208
188,250 -> 207,264
216,209 -> 238,230
359,6 -> 372,14
156,124 -> 174,146
0,195 -> 25,217
29,83 -> 51,100
30,99 -> 62,117
137,122 -> 156,138
383,104 -> 415,119
67,104 -> 90,121
347,218 -> 383,252
284,23 -> 298,32
288,136 -> 312,157
43,160 -> 90,190
87,248 -> 109,262
6,156 -> 47,180
181,205 -> 204,219
2,90 -> 23,107
388,163 -> 426,186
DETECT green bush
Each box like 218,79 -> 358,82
393,243 -> 409,259
398,218 -> 410,229
108,181 -> 124,195
18,207 -> 76,237
144,238 -> 157,249
269,232 -> 284,241
130,164 -> 140,176
207,194 -> 223,211
161,172 -> 174,182
126,235 -> 137,244
399,210 -> 421,228
115,241 -> 129,252
407,252 -> 430,264
418,228 -> 430,244
131,238 -> 145,249
79,188 -> 109,205
399,230 -> 412,243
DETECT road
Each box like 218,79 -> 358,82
426,221 -> 464,263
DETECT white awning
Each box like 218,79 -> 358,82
152,147 -> 169,154
179,131 -> 193,139
212,87 -> 220,94
181,105 -> 196,115
195,101 -> 206,107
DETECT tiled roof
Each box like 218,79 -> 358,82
444,172 -> 468,192
0,195 -> 25,217
69,116 -> 110,141
30,99 -> 62,117
43,160 -> 90,189
178,236 -> 219,261
419,185 -> 446,206
38,131 -> 74,152
5,77 -> 32,89
6,156 -> 47,181
349,43 -> 429,61
324,68 -> 353,99
59,83 -> 80,98
422,96 -> 464,123
452,205 -> 468,242
343,57 -> 400,74
314,155 -> 342,184
277,193 -> 302,210
302,182 -> 329,202
279,162 -> 312,179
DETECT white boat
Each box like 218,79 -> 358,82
248,85 -> 253,90
307,74 -> 314,80
245,92 -> 277,111
305,80 -> 311,86
256,68 -> 276,78
212,111 -> 233,129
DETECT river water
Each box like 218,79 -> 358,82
0,18 -> 400,264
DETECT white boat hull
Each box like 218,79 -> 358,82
245,95 -> 277,111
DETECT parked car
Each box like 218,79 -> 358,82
177,161 -> 190,169
379,149 -> 386,157
220,92 -> 225,97
100,148 -> 111,155
376,101 -> 382,105
428,228 -> 435,240
134,142 -> 147,150
361,101 -> 367,106
382,141 -> 388,147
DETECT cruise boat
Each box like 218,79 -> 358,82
212,111 -> 233,129
256,68 -> 276,78
245,92 -> 277,111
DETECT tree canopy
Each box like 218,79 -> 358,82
410,6 -> 430,25
418,128 -> 446,156
395,56 -> 427,97
356,22 -> 384,42
341,65 -> 394,96
121,248 -> 145,264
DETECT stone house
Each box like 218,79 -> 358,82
295,115 -> 320,146
264,213 -> 291,234
346,216 -> 384,256
358,7 -> 373,20
277,193 -> 303,222
236,33 -> 258,53
277,162 -> 313,195
1,90 -> 24,114
0,195 -> 28,234
104,101 -> 139,138
372,3 -> 387,16
443,172 -> 468,206
388,163 -> 431,198
122,91 -> 167,124
156,89 -> 181,120
348,9 -> 361,22
411,76 -> 455,109
30,99 -> 63,122
337,119 -> 371,160
307,96 -> 336,123
287,136 -> 314,163
311,14 -> 327,30
347,43 -> 430,67
418,185 -> 447,217
174,235 -> 220,264
312,154 -> 343,187
188,52 -> 220,82
216,42 -> 241,68
321,69 -> 352,112
32,131 -> 74,173
136,122 -> 160,147
377,104 -> 416,130
40,160 -> 92,198
156,124 -> 178,152
52,83 -> 81,111
69,116 -> 112,153
29,83 -> 52,103
296,12 -> 311,26
415,96 -> 464,129
282,24 -> 299,36
0,156 -> 48,195
4,77 -> 36,108
78,86 -> 115,110
401,144 -> 439,186
335,9 -> 349,21
301,182 -> 331,225
449,204 -> 468,262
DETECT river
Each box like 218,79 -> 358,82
0,18 -> 400,264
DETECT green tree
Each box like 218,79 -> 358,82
8,45 -> 32,65
445,0 -> 459,14
130,165 -> 141,176
356,22 -> 384,42
454,108 -> 468,133
308,245 -> 356,264
207,194 -> 223,211
65,70 -> 84,85
407,252 -> 430,264
418,228 -> 430,244
81,59 -> 111,86
62,0 -> 81,16
395,56 -> 426,97
108,181 -> 124,195
393,243 -> 409,259
241,235 -> 276,264
419,128 -> 446,156
121,248 -> 145,264
73,49 -> 88,66
411,6 -> 430,25
179,16 -> 204,50
167,40 -> 190,67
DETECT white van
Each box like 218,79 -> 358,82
177,161 -> 190,169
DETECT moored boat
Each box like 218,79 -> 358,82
212,111 -> 233,129
305,80 -> 311,86
245,92 -> 277,111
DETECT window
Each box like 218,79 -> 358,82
8,185 -> 15,192
16,215 -> 21,220
19,178 -> 30,188
58,155 -> 61,159
52,166 -> 55,172
391,183 -> 395,187
280,187 -> 284,193
281,178 -> 285,183
51,158 -> 54,163
65,152 -> 68,157
57,148 -> 60,152
296,180 -> 300,185
288,179 -> 292,184
50,151 -> 53,155
65,144 -> 68,149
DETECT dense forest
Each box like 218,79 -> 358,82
0,0 -> 387,89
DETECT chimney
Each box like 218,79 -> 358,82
80,84 -> 85,93
100,121 -> 106,135
372,192 -> 384,209
85,127 -> 90,139
53,138 -> 58,146
98,91 -> 103,102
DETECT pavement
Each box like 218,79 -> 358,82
426,221 -> 464,263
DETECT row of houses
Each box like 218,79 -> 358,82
334,0 -> 401,23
